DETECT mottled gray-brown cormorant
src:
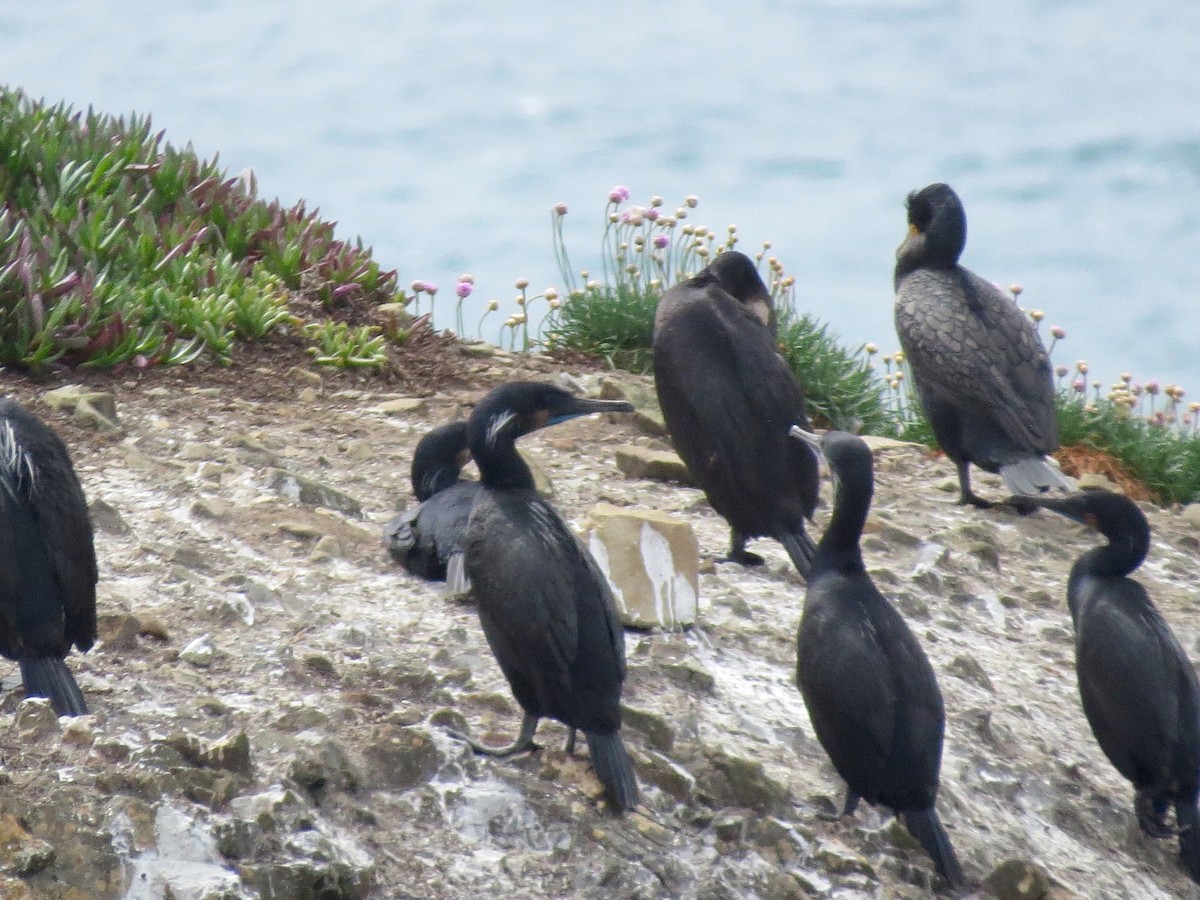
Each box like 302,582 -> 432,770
384,420 -> 479,586
653,250 -> 818,575
0,398 -> 97,716
894,182 -> 1072,508
452,381 -> 639,812
791,426 -> 964,886
1009,489 -> 1200,884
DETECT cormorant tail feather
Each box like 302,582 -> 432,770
999,457 -> 1075,496
779,529 -> 815,580
901,807 -> 964,887
1177,799 -> 1200,885
19,656 -> 88,717
445,552 -> 472,597
585,730 -> 639,813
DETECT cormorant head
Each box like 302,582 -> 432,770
896,182 -> 967,269
1005,489 -> 1150,572
704,250 -> 775,329
469,381 -> 634,460
789,427 -> 874,498
410,420 -> 471,501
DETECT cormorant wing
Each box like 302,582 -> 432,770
34,454 -> 98,652
1075,585 -> 1189,778
896,268 -> 1057,453
655,286 -> 817,517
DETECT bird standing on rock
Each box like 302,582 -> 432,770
450,381 -> 639,813
894,182 -> 1072,508
0,398 -> 97,716
1008,489 -> 1200,886
384,420 -> 479,587
790,426 -> 964,887
653,250 -> 818,575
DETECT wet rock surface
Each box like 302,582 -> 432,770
0,359 -> 1198,898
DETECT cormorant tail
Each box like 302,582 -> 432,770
999,457 -> 1075,496
1177,799 -> 1200,885
900,807 -> 964,886
585,730 -> 639,813
19,657 -> 88,717
445,551 -> 471,597
779,529 -> 815,580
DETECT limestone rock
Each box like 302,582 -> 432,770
584,504 -> 699,629
268,468 -> 363,518
88,497 -> 131,535
360,725 -> 444,791
984,858 -> 1051,900
599,374 -> 667,437
15,699 -> 60,742
1181,503 -> 1200,526
1077,472 -> 1117,491
0,813 -> 55,875
375,397 -> 428,415
614,444 -> 696,486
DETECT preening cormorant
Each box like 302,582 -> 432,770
453,381 -> 639,813
1009,489 -> 1200,884
653,250 -> 819,575
894,182 -> 1072,508
0,398 -> 97,716
384,420 -> 480,586
790,426 -> 964,886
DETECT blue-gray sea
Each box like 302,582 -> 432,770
4,1 -> 1199,391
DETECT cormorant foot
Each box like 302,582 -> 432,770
447,713 -> 541,759
724,549 -> 766,566
563,727 -> 577,755
816,789 -> 860,821
957,492 -> 995,510
1136,793 -> 1173,839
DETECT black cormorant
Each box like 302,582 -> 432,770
452,381 -> 639,813
790,426 -> 964,886
894,182 -> 1072,508
1008,489 -> 1200,884
0,398 -> 97,716
384,420 -> 480,586
653,250 -> 818,575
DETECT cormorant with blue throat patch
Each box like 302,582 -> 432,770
894,182 -> 1072,508
451,381 -> 639,813
790,426 -> 964,887
1008,489 -> 1200,885
1,398 -> 97,716
384,420 -> 479,588
653,250 -> 818,575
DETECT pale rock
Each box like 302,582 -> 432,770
1077,472 -> 1117,491
613,444 -> 695,485
287,365 -> 324,386
599,374 -> 667,437
583,504 -> 699,629
1180,503 -> 1200,526
298,386 -> 320,404
15,698 -> 60,741
74,396 -> 121,432
375,397 -> 427,415
180,634 -> 215,667
858,434 -> 924,453
268,468 -> 363,518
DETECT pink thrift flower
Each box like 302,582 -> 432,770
1072,378 -> 1086,394
425,283 -> 439,296
456,281 -> 473,299
653,234 -> 670,249
1051,326 -> 1066,339
609,185 -> 631,203
553,202 -> 568,216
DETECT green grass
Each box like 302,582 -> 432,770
0,87 -> 402,370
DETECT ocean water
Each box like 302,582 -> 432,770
3,0 -> 1198,391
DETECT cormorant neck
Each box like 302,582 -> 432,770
894,204 -> 967,286
1088,527 -> 1148,578
416,468 -> 461,500
469,422 -> 535,492
814,470 -> 872,574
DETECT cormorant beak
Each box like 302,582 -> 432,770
545,398 -> 634,427
789,424 -> 824,469
1001,493 -> 1095,527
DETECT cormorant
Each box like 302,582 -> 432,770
0,398 -> 97,716
653,250 -> 818,575
452,381 -> 640,813
1008,489 -> 1200,884
894,182 -> 1073,508
790,426 -> 964,886
384,420 -> 480,586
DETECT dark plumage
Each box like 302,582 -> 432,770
1009,490 -> 1200,884
653,250 -> 818,575
894,182 -> 1072,508
452,382 -> 639,813
0,398 -> 97,716
384,420 -> 480,586
791,427 -> 963,886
